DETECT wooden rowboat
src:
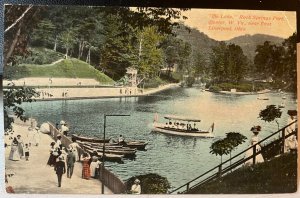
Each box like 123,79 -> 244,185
72,134 -> 110,143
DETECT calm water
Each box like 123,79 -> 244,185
21,87 -> 297,189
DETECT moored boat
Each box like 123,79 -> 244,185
152,115 -> 214,138
72,134 -> 111,143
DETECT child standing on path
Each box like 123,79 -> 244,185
24,144 -> 30,161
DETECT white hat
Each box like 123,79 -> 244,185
60,120 -> 66,125
134,179 -> 140,184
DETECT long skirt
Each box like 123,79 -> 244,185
244,145 -> 264,166
18,144 -> 24,157
82,161 -> 91,179
47,154 -> 57,166
9,145 -> 20,161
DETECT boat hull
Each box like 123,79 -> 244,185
72,134 -> 110,143
152,125 -> 214,138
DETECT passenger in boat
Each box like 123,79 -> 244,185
81,152 -> 91,180
118,135 -> 125,145
131,178 -> 141,194
285,110 -> 298,153
165,122 -> 169,128
244,126 -> 264,166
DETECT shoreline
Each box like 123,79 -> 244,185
33,83 -> 180,101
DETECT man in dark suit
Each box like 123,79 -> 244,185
54,156 -> 66,187
66,149 -> 76,178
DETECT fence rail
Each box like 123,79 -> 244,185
170,120 -> 297,194
48,122 -> 126,194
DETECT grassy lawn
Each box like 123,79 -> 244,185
188,152 -> 297,194
5,58 -> 114,84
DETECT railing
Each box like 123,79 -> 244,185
48,122 -> 126,194
169,120 -> 297,194
99,166 -> 126,194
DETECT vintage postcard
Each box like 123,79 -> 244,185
1,0 -> 299,196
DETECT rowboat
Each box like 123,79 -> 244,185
112,140 -> 148,150
125,141 -> 148,150
82,144 -> 124,162
152,115 -> 214,138
72,134 -> 110,143
79,141 -> 137,158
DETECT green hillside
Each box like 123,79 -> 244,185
4,49 -> 114,84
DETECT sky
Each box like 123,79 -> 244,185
181,9 -> 296,41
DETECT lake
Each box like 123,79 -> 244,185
21,87 -> 297,189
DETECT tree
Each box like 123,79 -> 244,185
3,83 -> 40,132
4,5 -> 43,132
4,5 -> 44,67
259,105 -> 282,129
59,28 -> 77,58
210,42 -> 247,83
282,33 -> 297,91
225,132 -> 247,165
30,19 -> 56,47
210,139 -> 233,163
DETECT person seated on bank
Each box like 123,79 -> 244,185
56,135 -> 63,151
131,179 -> 141,194
165,122 -> 169,128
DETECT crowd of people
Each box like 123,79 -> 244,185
45,121 -> 103,187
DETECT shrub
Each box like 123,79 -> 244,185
125,173 -> 170,194
209,85 -> 221,92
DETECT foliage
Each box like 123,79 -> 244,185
126,173 -> 170,194
22,47 -> 64,65
185,76 -> 195,87
210,42 -> 248,84
209,85 -> 221,92
210,132 -> 247,163
259,105 -> 282,122
254,33 -> 296,92
225,132 -> 247,149
4,5 -> 44,66
143,77 -> 166,89
3,84 -> 40,132
210,139 -> 233,159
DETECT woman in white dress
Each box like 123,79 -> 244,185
244,126 -> 264,166
90,157 -> 101,178
9,138 -> 20,161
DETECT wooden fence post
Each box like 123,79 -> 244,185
252,144 -> 256,165
281,129 -> 285,154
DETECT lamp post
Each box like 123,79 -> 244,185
101,114 -> 130,194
